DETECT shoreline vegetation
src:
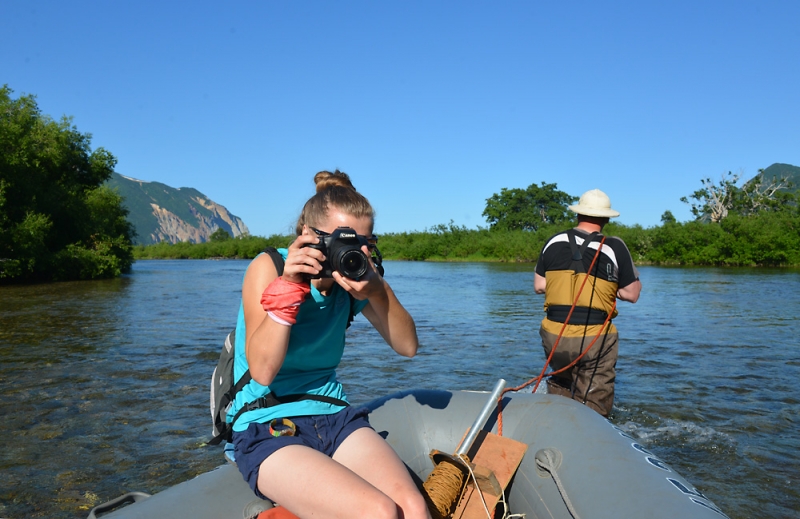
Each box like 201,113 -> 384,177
1,86 -> 135,284
134,214 -> 800,267
4,85 -> 799,282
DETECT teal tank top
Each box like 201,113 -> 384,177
230,248 -> 368,432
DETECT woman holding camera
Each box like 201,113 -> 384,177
230,170 -> 430,519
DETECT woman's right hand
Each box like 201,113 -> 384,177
282,234 -> 325,283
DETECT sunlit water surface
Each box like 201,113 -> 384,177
0,261 -> 798,518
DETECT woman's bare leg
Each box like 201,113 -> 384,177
256,443 -> 398,519
333,428 -> 432,519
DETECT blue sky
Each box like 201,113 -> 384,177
3,1 -> 799,237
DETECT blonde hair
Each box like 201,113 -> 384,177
295,170 -> 374,235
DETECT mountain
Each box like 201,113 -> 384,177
754,163 -> 800,193
106,173 -> 250,245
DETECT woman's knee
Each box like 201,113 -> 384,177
363,488 -> 428,519
396,488 -> 431,519
357,493 -> 400,519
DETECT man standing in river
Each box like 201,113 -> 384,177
533,189 -> 642,417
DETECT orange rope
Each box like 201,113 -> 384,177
498,235 -> 610,437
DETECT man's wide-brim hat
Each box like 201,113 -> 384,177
568,189 -> 620,218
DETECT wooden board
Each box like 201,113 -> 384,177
451,431 -> 528,519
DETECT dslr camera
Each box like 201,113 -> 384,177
304,226 -> 382,280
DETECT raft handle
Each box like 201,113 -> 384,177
86,491 -> 151,518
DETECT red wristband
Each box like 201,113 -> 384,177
260,277 -> 311,326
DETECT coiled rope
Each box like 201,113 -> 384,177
423,455 -> 470,519
448,454 -> 527,519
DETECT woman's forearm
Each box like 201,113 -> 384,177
363,280 -> 419,357
245,316 -> 292,386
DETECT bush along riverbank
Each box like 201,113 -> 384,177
133,234 -> 292,260
1,86 -> 135,283
134,213 -> 800,267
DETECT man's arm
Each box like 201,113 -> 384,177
534,272 -> 546,294
611,238 -> 641,303
617,279 -> 641,303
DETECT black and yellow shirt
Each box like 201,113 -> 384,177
535,228 -> 639,336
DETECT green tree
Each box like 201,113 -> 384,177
209,227 -> 232,242
483,181 -> 577,231
0,85 -> 134,282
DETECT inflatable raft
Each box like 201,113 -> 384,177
88,389 -> 729,519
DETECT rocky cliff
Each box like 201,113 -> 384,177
106,173 -> 250,245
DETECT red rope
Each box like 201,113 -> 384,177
498,235 -> 610,436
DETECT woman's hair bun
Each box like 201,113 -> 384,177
314,170 -> 356,193
296,168 -> 372,235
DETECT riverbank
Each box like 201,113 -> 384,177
134,213 -> 800,267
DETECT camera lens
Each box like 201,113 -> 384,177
336,249 -> 368,279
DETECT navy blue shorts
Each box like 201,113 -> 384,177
232,406 -> 372,499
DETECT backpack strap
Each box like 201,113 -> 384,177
221,248 -> 286,405
262,247 -> 285,276
209,249 -> 285,446
220,247 -> 285,414
346,296 -> 357,329
230,392 -> 350,430
567,230 -> 600,274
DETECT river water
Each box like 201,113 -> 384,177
0,260 -> 798,518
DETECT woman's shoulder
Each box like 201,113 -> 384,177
245,252 -> 282,284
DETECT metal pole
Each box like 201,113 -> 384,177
455,378 -> 507,457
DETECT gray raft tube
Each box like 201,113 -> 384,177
88,389 -> 729,519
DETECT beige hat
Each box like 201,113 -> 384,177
568,189 -> 620,218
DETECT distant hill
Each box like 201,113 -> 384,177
754,163 -> 800,193
106,173 -> 249,245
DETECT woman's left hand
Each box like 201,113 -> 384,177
331,245 -> 385,301
336,245 -> 418,357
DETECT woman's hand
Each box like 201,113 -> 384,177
331,245 -> 385,300
333,245 -> 419,358
282,234 -> 325,284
